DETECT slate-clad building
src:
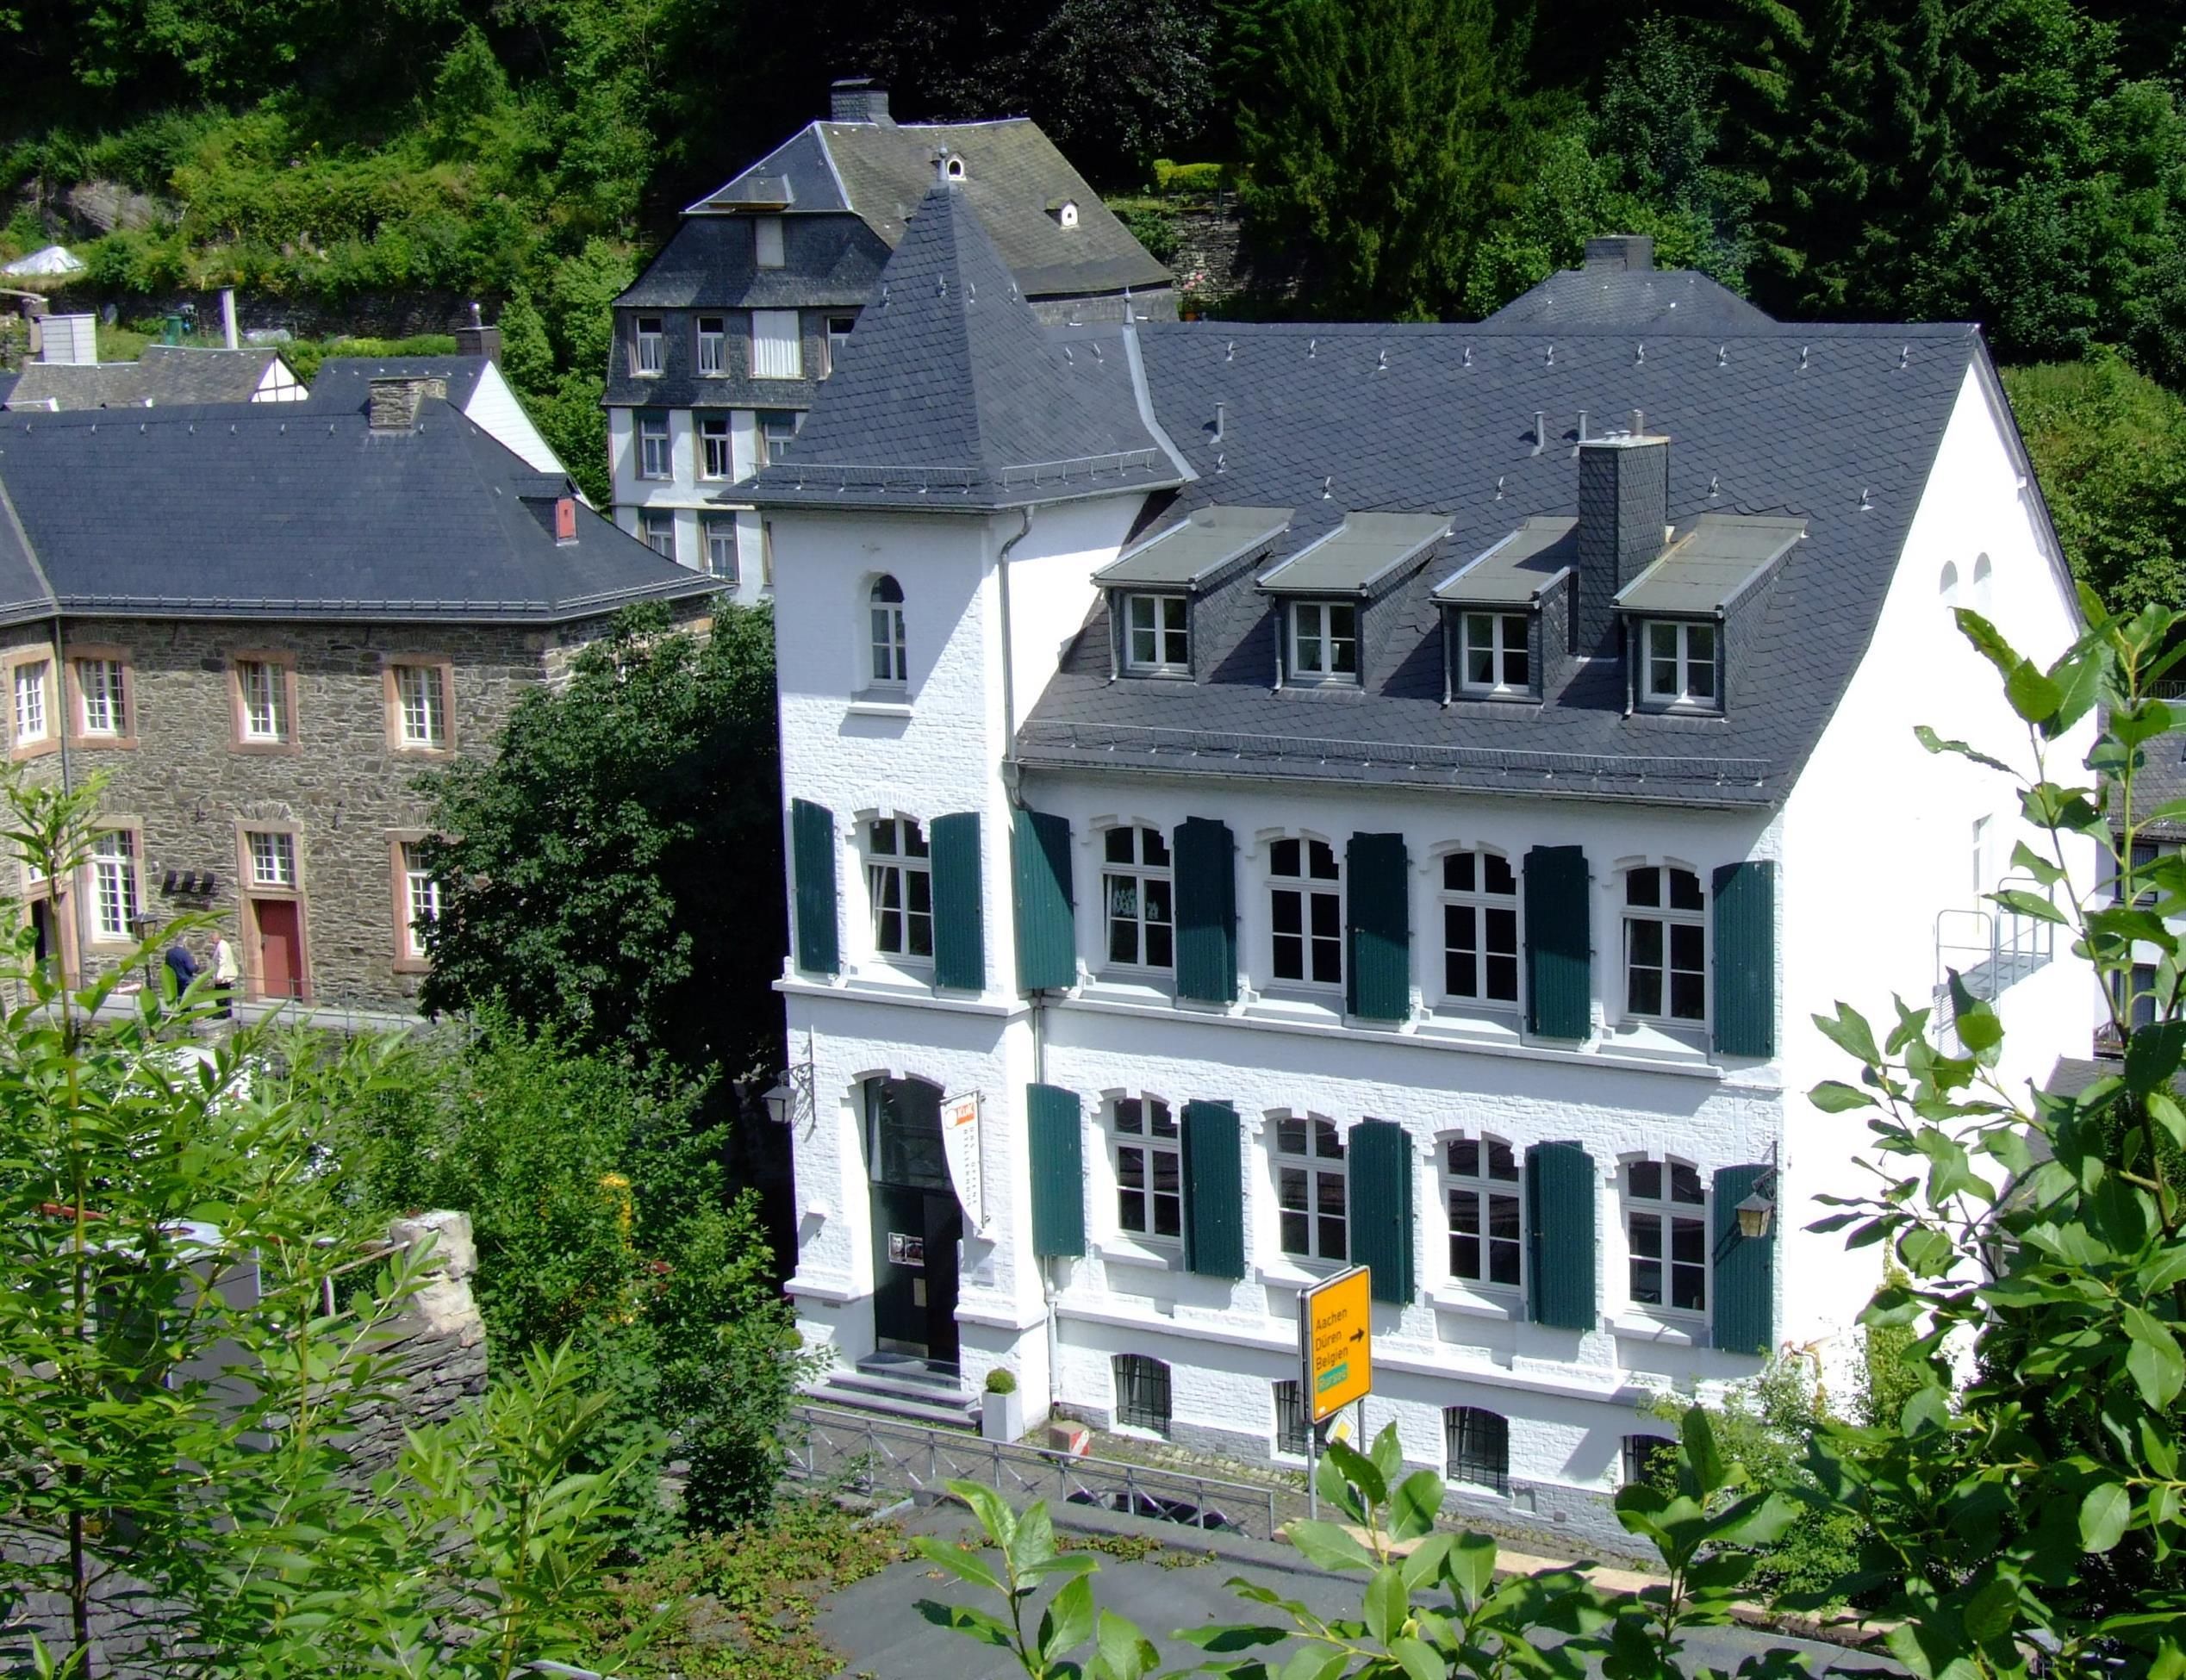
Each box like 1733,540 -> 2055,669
752,165 -> 2097,1535
0,377 -> 716,1011
604,78 -> 1173,602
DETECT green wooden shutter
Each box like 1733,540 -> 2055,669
1347,1119 -> 1415,1304
1524,1142 -> 1597,1330
1346,833 -> 1411,1022
1712,1164 -> 1775,1355
1712,862 -> 1776,1057
1180,1099 -> 1244,1278
789,798 -> 838,975
1523,845 -> 1591,1039
1174,818 -> 1237,1004
1012,807 -> 1075,992
1026,1083 -> 1086,1257
930,812 -> 985,991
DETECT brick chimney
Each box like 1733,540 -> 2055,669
1584,233 -> 1654,271
454,302 -> 502,366
1575,434 -> 1669,656
830,77 -> 892,124
368,375 -> 446,432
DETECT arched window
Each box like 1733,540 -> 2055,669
1972,552 -> 1993,612
945,155 -> 967,180
1622,865 -> 1705,1024
1113,1353 -> 1170,1434
869,576 -> 907,688
1624,1156 -> 1707,1312
1939,560 -> 1959,604
1439,849 -> 1518,1005
1442,1134 -> 1521,1290
1445,1406 -> 1510,1495
1103,825 -> 1173,971
1622,1433 -> 1676,1487
1274,1114 -> 1347,1261
1112,1094 -> 1180,1241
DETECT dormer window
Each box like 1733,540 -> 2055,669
1288,601 -> 1357,683
945,155 -> 966,180
1049,198 -> 1081,228
632,316 -> 663,376
1124,594 -> 1188,675
1641,620 -> 1718,710
1457,611 -> 1529,697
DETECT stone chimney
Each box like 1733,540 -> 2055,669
1584,233 -> 1654,272
830,77 -> 892,124
455,301 -> 502,365
368,375 -> 446,432
1575,434 -> 1669,656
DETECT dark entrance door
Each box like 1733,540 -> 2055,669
865,1077 -> 962,1366
28,896 -> 56,978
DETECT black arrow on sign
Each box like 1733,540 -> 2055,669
1348,1328 -> 1364,1344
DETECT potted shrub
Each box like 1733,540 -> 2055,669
981,1366 -> 1024,1442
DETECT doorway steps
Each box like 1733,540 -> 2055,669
801,1351 -> 981,1428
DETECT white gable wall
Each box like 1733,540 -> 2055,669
461,361 -> 564,476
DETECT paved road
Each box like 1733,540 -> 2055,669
817,1504 -> 1900,1680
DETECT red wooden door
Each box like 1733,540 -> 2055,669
254,900 -> 305,1000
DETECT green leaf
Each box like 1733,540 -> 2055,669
1962,1572 -> 2021,1642
1813,1002 -> 1883,1067
2127,1021 -> 2186,1096
1387,1637 -> 1445,1680
1286,1519 -> 1375,1571
2005,658 -> 2065,723
915,1600 -> 1017,1649
1089,1609 -> 1160,1680
1388,1469 -> 1442,1542
1990,887 -> 2066,924
2080,1482 -> 2133,1552
1901,1385 -> 1950,1437
2124,1305 -> 2186,1409
1445,1530 -> 1497,1607
1038,1574 -> 1095,1664
1679,1404 -> 1725,1495
1363,1565 -> 1407,1645
1175,1621 -> 1289,1652
2149,1091 -> 2186,1152
1809,1080 -> 1872,1114
945,1478 -> 1017,1551
1324,1436 -> 1387,1506
1913,723 -> 2016,776
911,1536 -> 1008,1596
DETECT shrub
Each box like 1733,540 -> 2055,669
1113,204 -> 1180,265
985,1367 -> 1018,1395
1152,158 -> 1225,193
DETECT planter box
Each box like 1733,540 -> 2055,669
981,1389 -> 1025,1442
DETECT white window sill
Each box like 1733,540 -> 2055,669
1603,1020 -> 1712,1064
1429,1285 -> 1523,1321
844,965 -> 934,998
845,697 -> 912,719
1097,1236 -> 1180,1272
1081,975 -> 1172,1006
1607,1310 -> 1707,1347
1451,688 -> 1538,706
1416,1007 -> 1523,1047
1242,992 -> 1342,1027
1257,1256 -> 1342,1291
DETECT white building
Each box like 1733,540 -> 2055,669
752,184 -> 2094,1538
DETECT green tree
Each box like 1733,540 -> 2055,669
1237,0 -> 1537,319
418,601 -> 784,1081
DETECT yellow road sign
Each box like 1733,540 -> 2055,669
1301,1265 -> 1373,1424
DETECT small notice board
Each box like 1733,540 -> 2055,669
1300,1265 -> 1373,1424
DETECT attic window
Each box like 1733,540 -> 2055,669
1123,594 -> 1189,675
632,316 -> 663,376
1640,620 -> 1719,711
1287,601 -> 1358,685
1454,611 -> 1530,698
945,156 -> 966,180
1050,199 -> 1081,228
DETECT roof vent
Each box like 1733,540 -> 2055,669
830,77 -> 892,124
1583,233 -> 1654,271
369,375 -> 445,433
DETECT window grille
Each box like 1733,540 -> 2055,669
1113,1353 -> 1172,1435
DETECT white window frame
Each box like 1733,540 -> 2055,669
1623,1156 -> 1708,1316
1268,836 -> 1342,988
402,842 -> 439,961
758,409 -> 799,466
632,315 -> 664,376
1112,1094 -> 1181,1245
1124,594 -> 1189,675
1456,610 -> 1530,696
77,657 -> 123,737
865,816 -> 931,963
1442,1134 -> 1522,1293
237,659 -> 288,743
90,829 -> 139,942
246,830 -> 297,889
640,511 -> 676,561
1273,1113 -> 1348,1265
698,414 -> 732,481
393,664 -> 446,750
13,659 -> 48,744
637,412 -> 672,481
754,215 -> 786,268
1622,864 -> 1707,1026
1288,600 -> 1358,683
1641,619 -> 1719,709
825,314 -> 856,376
1101,824 -> 1173,973
1438,847 -> 1519,1008
695,316 -> 726,375
750,309 -> 802,380
704,517 -> 739,584
868,576 -> 907,688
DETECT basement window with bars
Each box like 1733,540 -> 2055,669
1445,1406 -> 1510,1496
1113,1353 -> 1172,1435
1274,1379 -> 1311,1456
1622,1434 -> 1676,1488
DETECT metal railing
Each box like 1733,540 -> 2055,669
1934,874 -> 2058,1049
783,1403 -> 1292,1542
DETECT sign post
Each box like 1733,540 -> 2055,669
1299,1266 -> 1373,1521
940,1091 -> 984,1232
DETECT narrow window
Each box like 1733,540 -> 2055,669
1103,825 -> 1173,971
1269,837 -> 1342,986
77,658 -> 123,737
91,831 -> 138,940
1112,1353 -> 1172,1434
1112,1095 -> 1181,1241
869,576 -> 907,687
236,659 -> 288,744
246,831 -> 297,889
1622,1434 -> 1675,1487
1444,1406 -> 1510,1495
1625,1158 -> 1707,1312
1274,1379 -> 1311,1456
750,309 -> 802,379
1642,620 -> 1719,707
1444,1136 -> 1521,1290
759,409 -> 799,466
637,412 -> 673,481
12,660 -> 48,744
1440,849 -> 1518,1005
1274,1115 -> 1347,1262
392,664 -> 446,750
402,842 -> 439,961
1459,611 -> 1529,695
1289,601 -> 1358,681
699,414 -> 732,480
754,215 -> 786,267
866,817 -> 931,961
825,314 -> 856,376
695,316 -> 726,374
2115,962 -> 2160,1032
1124,594 -> 1189,674
1623,866 -> 1706,1024
633,315 -> 664,375
640,511 -> 676,561
704,517 -> 740,584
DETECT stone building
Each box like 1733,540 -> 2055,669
0,376 -> 718,1012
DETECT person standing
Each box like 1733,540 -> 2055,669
163,937 -> 199,999
210,930 -> 240,1018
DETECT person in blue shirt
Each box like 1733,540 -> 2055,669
164,938 -> 199,997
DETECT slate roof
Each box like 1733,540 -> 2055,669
0,400 -> 719,625
613,213 -> 890,313
1486,265 -> 1772,332
1008,318 -> 1990,808
745,181 -> 1184,512
297,355 -> 491,413
680,118 -> 1172,300
3,344 -> 290,410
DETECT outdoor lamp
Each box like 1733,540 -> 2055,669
761,1082 -> 794,1127
1735,1189 -> 1776,1240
